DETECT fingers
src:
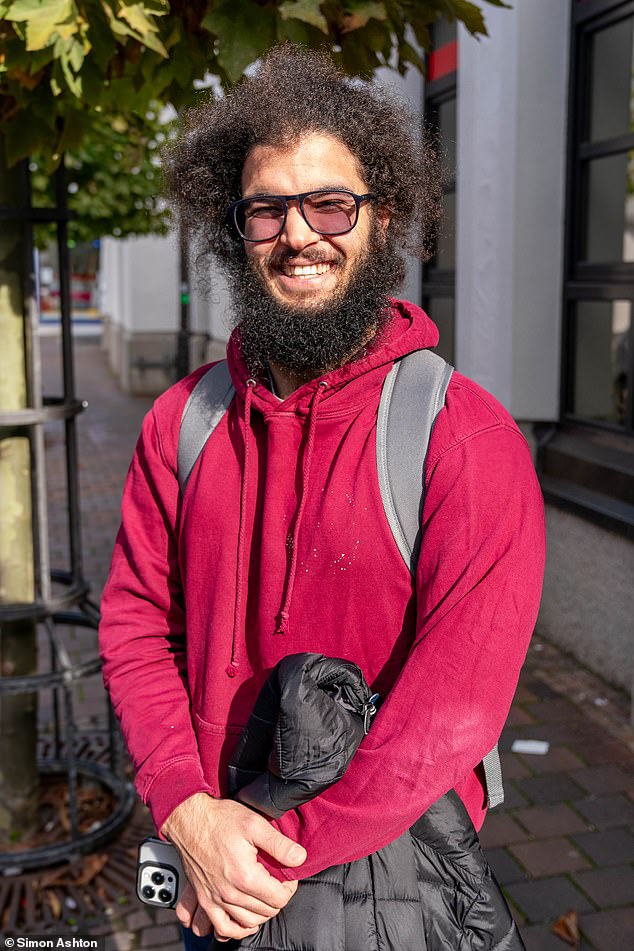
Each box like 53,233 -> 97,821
252,821 -> 307,868
188,901 -> 261,942
222,903 -> 270,929
191,903 -> 212,937
175,882 -> 198,929
207,907 -> 261,942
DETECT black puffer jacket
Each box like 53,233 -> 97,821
221,653 -> 525,951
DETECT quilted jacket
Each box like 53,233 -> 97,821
217,653 -> 525,951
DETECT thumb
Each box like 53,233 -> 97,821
254,823 -> 307,867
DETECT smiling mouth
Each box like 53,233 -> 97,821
278,262 -> 335,278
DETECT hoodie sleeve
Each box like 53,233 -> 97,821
99,405 -> 215,830
263,416 -> 546,881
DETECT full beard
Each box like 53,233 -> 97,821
225,224 -> 404,377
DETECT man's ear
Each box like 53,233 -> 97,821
377,205 -> 392,237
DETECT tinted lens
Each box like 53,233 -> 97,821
237,197 -> 286,241
304,192 -> 358,234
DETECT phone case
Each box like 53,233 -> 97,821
137,836 -> 186,908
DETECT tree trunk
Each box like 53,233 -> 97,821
0,155 -> 39,845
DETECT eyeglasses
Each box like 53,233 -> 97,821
227,189 -> 377,243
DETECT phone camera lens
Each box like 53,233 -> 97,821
142,885 -> 155,900
151,871 -> 165,885
158,889 -> 173,904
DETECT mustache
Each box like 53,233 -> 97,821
265,248 -> 345,268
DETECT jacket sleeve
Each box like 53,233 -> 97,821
99,406 -> 215,831
263,421 -> 546,880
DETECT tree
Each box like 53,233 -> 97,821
1,0 -> 509,167
0,0 -> 507,847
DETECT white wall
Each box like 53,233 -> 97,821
456,0 -> 571,420
100,232 -> 180,333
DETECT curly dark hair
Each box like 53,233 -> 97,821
164,44 -> 442,267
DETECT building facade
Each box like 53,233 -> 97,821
100,0 -> 634,716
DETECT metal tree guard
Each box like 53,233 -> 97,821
0,160 -> 135,872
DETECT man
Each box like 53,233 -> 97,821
99,45 -> 545,947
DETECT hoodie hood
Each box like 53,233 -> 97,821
226,298 -> 440,416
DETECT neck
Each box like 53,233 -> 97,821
268,364 -> 318,400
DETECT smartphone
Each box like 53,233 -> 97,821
137,836 -> 186,909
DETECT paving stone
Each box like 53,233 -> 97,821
580,907 -> 634,951
500,751 -> 532,781
125,908 -> 153,931
502,723 -> 581,747
570,765 -> 634,795
571,827 -> 634,866
512,803 -> 589,838
497,781 -> 531,811
573,793 -> 634,829
513,684 -> 539,704
153,906 -> 181,924
516,746 -> 585,776
479,813 -> 529,849
572,864 -> 634,907
576,738 -> 634,767
140,923 -> 181,947
105,934 -> 133,951
522,680 -> 560,701
509,837 -> 591,877
525,699 -> 581,724
520,923 -> 593,951
506,705 -> 537,727
485,847 -> 528,885
516,772 -> 586,805
506,876 -> 593,924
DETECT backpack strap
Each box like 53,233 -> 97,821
376,349 -> 453,574
376,349 -> 504,809
178,360 -> 235,493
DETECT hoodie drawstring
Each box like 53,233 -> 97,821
227,379 -> 327,676
275,381 -> 328,636
226,379 -> 256,678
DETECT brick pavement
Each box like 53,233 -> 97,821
7,333 -> 632,951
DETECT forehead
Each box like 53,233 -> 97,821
241,133 -> 367,196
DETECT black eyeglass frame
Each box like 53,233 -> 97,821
227,189 -> 377,242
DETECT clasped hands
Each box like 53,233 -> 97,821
161,792 -> 306,942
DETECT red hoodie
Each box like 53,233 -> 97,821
99,300 -> 545,881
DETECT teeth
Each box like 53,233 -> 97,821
285,263 -> 332,276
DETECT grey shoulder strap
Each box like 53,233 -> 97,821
178,360 -> 235,492
376,348 -> 453,575
376,348 -> 504,809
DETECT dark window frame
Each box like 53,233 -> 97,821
538,0 -> 634,537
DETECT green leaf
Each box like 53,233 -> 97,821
201,0 -> 277,84
86,5 -> 117,68
3,106 -> 54,165
276,14 -> 325,47
278,0 -> 328,34
442,0 -> 486,36
339,31 -> 381,75
398,39 -> 425,72
8,0 -> 76,50
67,34 -> 85,71
55,107 -> 87,152
59,49 -> 82,94
341,0 -> 386,33
118,2 -> 168,55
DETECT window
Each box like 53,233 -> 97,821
422,21 -> 457,365
538,0 -> 634,536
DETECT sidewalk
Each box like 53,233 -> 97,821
7,334 -> 633,951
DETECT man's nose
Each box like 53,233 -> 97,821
278,202 -> 320,250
